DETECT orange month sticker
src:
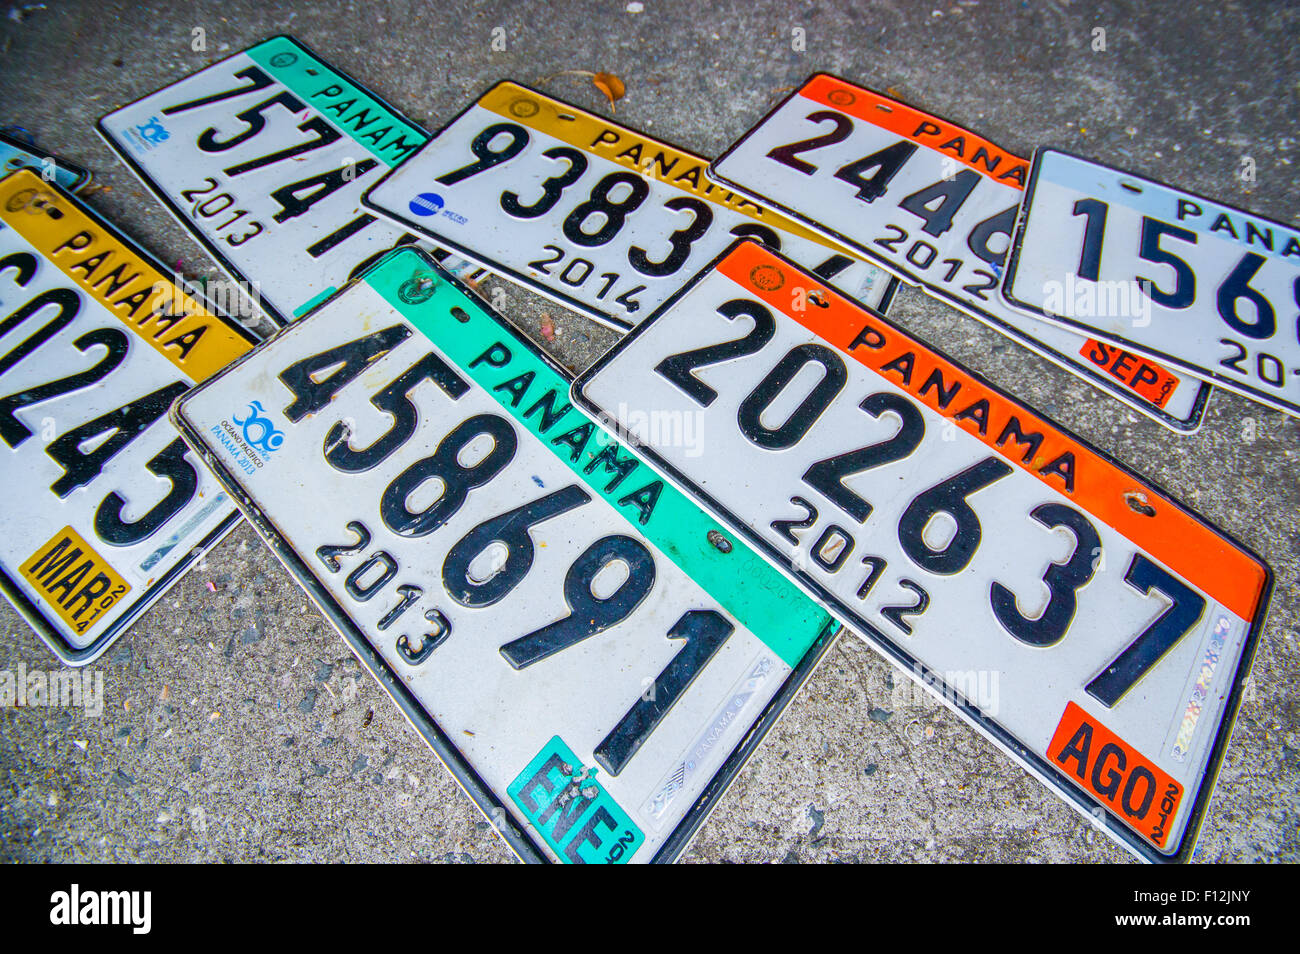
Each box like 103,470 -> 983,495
1078,338 -> 1181,409
1049,702 -> 1184,848
715,240 -> 1268,624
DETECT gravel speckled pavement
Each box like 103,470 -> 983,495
1,0 -> 1296,863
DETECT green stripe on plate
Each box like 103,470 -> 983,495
247,37 -> 427,168
366,248 -> 832,669
293,285 -> 339,318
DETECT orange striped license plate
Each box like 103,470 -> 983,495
707,75 -> 1212,433
574,239 -> 1272,862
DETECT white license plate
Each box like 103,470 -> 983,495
0,170 -> 257,664
97,36 -> 485,327
0,130 -> 91,193
362,82 -> 898,331
171,245 -> 837,864
1004,148 -> 1300,418
574,239 -> 1272,862
707,75 -> 1212,432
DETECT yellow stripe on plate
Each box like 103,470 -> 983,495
477,82 -> 865,256
0,169 -> 253,382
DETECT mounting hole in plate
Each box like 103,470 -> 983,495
1123,491 -> 1157,516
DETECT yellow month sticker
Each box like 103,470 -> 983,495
20,526 -> 131,636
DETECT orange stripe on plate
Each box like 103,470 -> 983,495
798,75 -> 1030,188
717,241 -> 1267,622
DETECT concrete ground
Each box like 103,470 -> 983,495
1,0 -> 1297,863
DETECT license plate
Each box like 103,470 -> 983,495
1004,148 -> 1300,418
0,170 -> 257,664
573,239 -> 1272,862
362,82 -> 899,331
707,75 -> 1212,432
171,245 -> 837,864
0,130 -> 92,192
97,36 -> 483,326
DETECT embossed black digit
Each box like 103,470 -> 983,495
345,551 -> 398,601
501,146 -> 587,218
0,327 -> 128,447
990,503 -> 1101,648
435,122 -> 529,185
1071,198 -> 1109,281
766,110 -> 854,175
196,91 -> 305,152
224,117 -> 343,177
381,413 -> 517,537
324,351 -> 469,473
94,438 -> 198,546
279,324 -> 410,421
1216,252 -> 1276,340
833,139 -> 917,202
562,172 -> 648,247
0,288 -> 81,378
442,484 -> 591,607
654,298 -> 775,406
593,609 -> 734,776
316,521 -> 371,572
880,581 -> 929,635
1086,555 -> 1206,707
46,381 -> 188,497
967,204 -> 1019,267
802,391 -> 924,522
897,456 -> 1012,575
737,343 -> 846,449
898,170 -> 980,238
1137,217 -> 1197,309
270,158 -> 378,223
727,223 -> 782,249
0,251 -> 38,287
500,534 -> 655,668
771,495 -> 818,546
161,66 -> 273,114
629,197 -> 713,277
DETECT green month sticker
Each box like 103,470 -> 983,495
507,736 -> 643,864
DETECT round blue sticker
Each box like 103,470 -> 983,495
409,192 -> 444,216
